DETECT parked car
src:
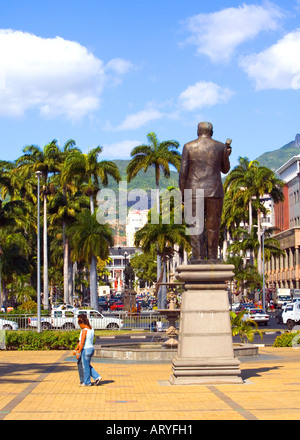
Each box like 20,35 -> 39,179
28,309 -> 124,330
235,303 -> 255,312
98,297 -> 109,311
231,302 -> 241,311
52,304 -> 78,313
0,317 -> 19,330
76,309 -> 124,329
242,308 -> 270,326
28,310 -> 76,330
110,301 -> 124,312
282,301 -> 300,330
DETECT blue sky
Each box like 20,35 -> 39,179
1,0 -> 300,170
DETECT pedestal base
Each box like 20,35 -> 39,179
168,263 -> 243,385
169,356 -> 243,385
123,289 -> 137,312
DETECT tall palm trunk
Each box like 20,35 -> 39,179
155,181 -> 164,309
257,208 -> 262,275
90,256 -> 98,310
63,224 -> 69,304
0,257 -> 3,307
43,189 -> 49,310
68,260 -> 73,305
89,195 -> 98,310
248,199 -> 254,265
90,195 -> 95,215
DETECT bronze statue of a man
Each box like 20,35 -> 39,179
179,122 -> 232,261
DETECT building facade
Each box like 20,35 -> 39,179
126,209 -> 149,247
266,156 -> 300,289
107,247 -> 137,292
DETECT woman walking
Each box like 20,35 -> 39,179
73,314 -> 102,386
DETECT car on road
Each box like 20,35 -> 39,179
76,309 -> 124,329
231,302 -> 241,311
98,297 -> 109,311
109,301 -> 124,312
28,309 -> 124,330
0,317 -> 19,330
282,301 -> 300,330
234,303 -> 255,312
52,304 -> 78,313
242,308 -> 270,326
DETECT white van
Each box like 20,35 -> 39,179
273,289 -> 291,309
282,302 -> 300,330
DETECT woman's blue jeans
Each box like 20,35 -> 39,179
82,347 -> 101,385
77,354 -> 84,384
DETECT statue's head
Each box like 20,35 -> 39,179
197,122 -> 213,138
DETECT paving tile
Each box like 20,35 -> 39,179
1,347 -> 300,420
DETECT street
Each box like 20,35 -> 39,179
98,312 -> 288,347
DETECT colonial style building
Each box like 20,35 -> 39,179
266,155 -> 300,289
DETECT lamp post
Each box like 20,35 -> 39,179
118,247 -> 130,289
253,224 -> 266,310
35,171 -> 43,333
262,227 -> 266,312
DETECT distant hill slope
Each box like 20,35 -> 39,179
255,134 -> 300,172
105,134 -> 300,192
107,160 -> 179,191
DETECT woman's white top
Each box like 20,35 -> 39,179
79,328 -> 95,349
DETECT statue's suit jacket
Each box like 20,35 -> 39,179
179,136 -> 230,198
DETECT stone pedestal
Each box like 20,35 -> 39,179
123,289 -> 137,312
169,262 -> 243,385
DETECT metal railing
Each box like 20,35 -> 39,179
0,312 -> 180,332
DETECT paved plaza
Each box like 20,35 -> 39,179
1,346 -> 300,421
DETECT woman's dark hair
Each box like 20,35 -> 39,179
78,313 -> 91,328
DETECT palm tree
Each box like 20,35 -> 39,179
224,158 -> 284,273
63,146 -> 121,214
16,140 -> 62,310
48,188 -> 89,304
62,146 -> 120,307
134,210 -> 190,308
230,309 -> 262,343
221,188 -> 247,260
227,254 -> 262,298
6,274 -> 36,304
250,166 -> 284,273
0,226 -> 32,307
229,227 -> 284,264
126,132 -> 181,299
50,140 -> 83,304
68,210 -> 114,310
0,164 -> 35,307
224,157 -> 259,232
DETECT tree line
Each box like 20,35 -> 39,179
0,133 -> 284,311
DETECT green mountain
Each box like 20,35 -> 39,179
255,134 -> 300,172
105,134 -> 300,192
107,160 -> 179,191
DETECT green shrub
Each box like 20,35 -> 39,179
273,331 -> 300,347
17,300 -> 37,313
5,330 -> 80,350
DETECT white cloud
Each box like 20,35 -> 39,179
103,140 -> 141,159
110,81 -> 234,131
105,58 -> 134,75
240,29 -> 300,90
0,29 -> 132,120
116,107 -> 164,131
178,81 -> 234,111
182,3 -> 283,62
